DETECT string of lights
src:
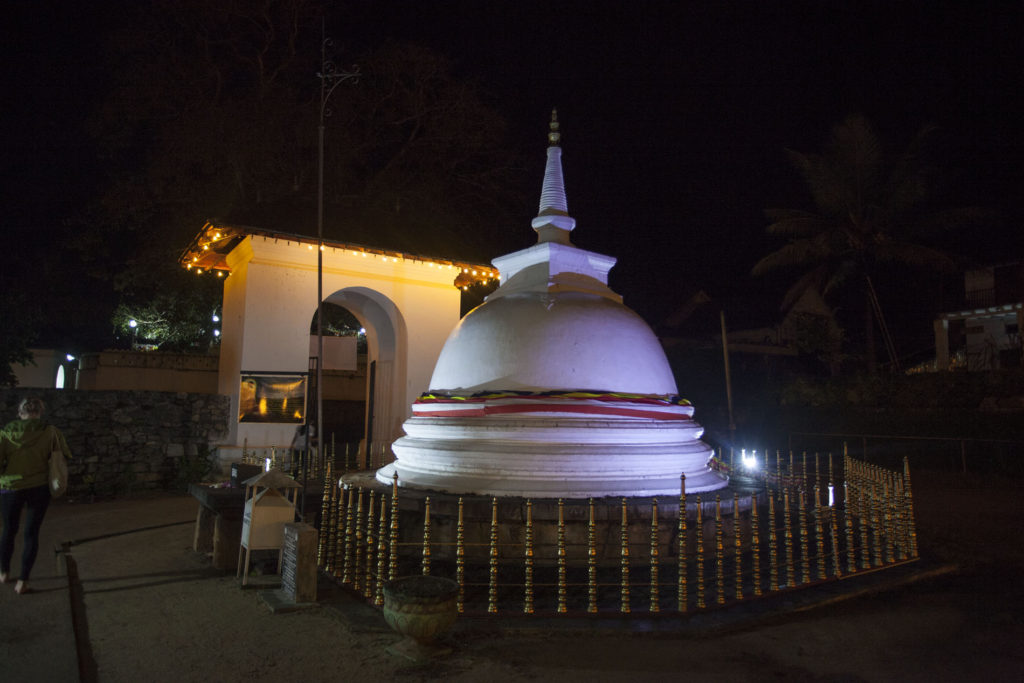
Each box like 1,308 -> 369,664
178,221 -> 500,290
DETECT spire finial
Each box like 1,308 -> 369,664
533,108 -> 574,243
548,108 -> 560,146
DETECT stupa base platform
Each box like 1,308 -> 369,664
382,415 -> 730,498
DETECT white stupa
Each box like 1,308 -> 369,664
377,111 -> 727,497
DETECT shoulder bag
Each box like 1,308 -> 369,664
49,427 -> 69,498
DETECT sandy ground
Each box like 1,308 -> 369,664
2,470 -> 1023,682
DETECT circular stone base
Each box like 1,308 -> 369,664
382,415 -> 729,497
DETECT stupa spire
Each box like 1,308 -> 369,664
532,108 -> 576,244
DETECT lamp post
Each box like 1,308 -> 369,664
315,31 -> 359,475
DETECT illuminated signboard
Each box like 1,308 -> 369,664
239,373 -> 306,423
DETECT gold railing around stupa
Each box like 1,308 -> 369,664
314,450 -> 919,615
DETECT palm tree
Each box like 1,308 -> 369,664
753,114 -> 974,373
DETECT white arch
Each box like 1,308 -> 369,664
321,287 -> 407,454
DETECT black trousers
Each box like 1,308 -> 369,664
1,484 -> 51,581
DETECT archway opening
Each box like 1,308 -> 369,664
309,302 -> 368,452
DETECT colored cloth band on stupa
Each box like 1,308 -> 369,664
416,390 -> 691,405
413,391 -> 694,420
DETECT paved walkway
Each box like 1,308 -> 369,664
2,472 -> 1023,682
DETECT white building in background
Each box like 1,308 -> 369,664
934,262 -> 1023,371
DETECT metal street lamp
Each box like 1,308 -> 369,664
314,31 -> 359,475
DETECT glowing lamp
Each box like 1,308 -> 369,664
741,449 -> 758,471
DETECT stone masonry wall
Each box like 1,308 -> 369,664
0,389 -> 230,496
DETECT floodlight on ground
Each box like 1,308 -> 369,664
741,449 -> 758,471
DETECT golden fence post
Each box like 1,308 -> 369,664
814,452 -> 821,493
775,451 -> 782,491
318,460 -> 333,569
872,473 -> 884,568
903,456 -> 918,557
342,485 -> 354,584
456,497 -> 465,614
525,499 -> 535,615
353,488 -> 365,593
893,473 -> 908,560
768,493 -> 779,593
715,495 -> 724,605
557,498 -> 568,614
828,452 -> 834,493
489,497 -> 499,614
828,482 -> 841,578
330,483 -> 345,580
587,498 -> 597,614
892,470 -> 904,561
650,498 -> 660,613
844,451 -> 854,518
783,488 -> 795,588
319,476 -> 333,575
421,496 -> 431,576
695,495 -> 705,609
751,494 -> 762,596
677,475 -> 688,613
389,473 -> 399,581
375,496 -> 388,606
733,493 -> 743,601
364,491 -> 375,599
814,484 -> 826,581
798,488 -> 810,584
858,478 -> 870,570
883,473 -> 895,565
844,480 -> 856,575
620,497 -> 631,614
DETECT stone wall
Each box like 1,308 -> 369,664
0,389 -> 230,496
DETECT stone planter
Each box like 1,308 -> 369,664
382,575 -> 459,661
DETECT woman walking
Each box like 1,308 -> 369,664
0,397 -> 72,594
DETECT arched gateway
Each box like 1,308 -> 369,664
179,223 -> 496,460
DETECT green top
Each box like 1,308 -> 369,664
0,418 -> 72,491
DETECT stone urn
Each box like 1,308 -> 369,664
382,575 -> 459,661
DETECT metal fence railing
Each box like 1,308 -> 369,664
315,453 -> 918,616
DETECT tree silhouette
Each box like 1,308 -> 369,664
83,2 -> 526,350
753,114 -> 983,373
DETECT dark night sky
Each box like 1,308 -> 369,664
3,1 -> 1023,344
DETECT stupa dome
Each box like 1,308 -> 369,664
378,110 -> 727,497
430,285 -> 678,396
